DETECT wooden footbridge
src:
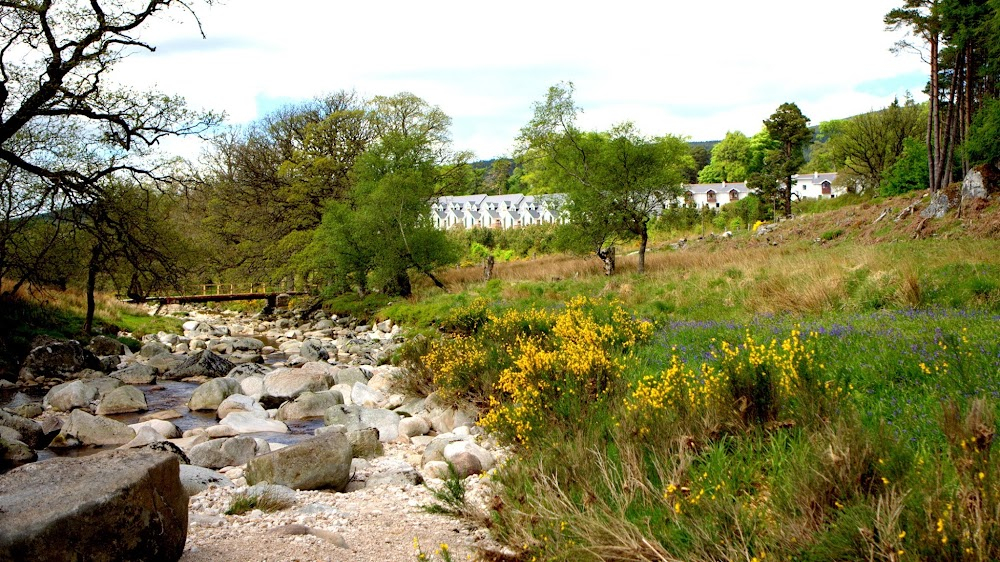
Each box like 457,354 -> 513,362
129,283 -> 312,309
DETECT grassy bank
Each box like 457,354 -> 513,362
0,283 -> 181,379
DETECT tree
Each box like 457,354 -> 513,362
698,131 -> 751,183
964,96 -> 1000,165
300,93 -> 465,297
0,0 -> 218,299
516,83 -> 691,274
886,0 -> 999,192
683,145 -> 711,184
748,103 -> 811,216
880,137 -> 931,195
829,98 -> 926,192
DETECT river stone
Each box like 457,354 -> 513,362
86,376 -> 124,399
217,393 -> 267,419
180,464 -> 233,496
188,378 -> 243,411
0,449 -> 187,561
351,382 -> 385,408
240,375 -> 265,399
360,408 -> 401,442
139,409 -> 183,422
0,410 -> 44,449
129,419 -> 181,439
276,390 -> 344,421
228,363 -> 270,381
140,341 -> 172,358
299,339 -> 329,362
110,363 -> 157,385
87,335 -> 127,356
145,353 -> 185,374
444,440 -> 495,472
245,431 -> 352,491
427,406 -> 477,434
18,340 -> 100,382
366,458 -> 423,488
398,416 -> 431,438
51,409 -> 136,447
333,366 -> 368,386
1,435 -> 37,467
219,412 -> 289,434
189,436 -> 260,469
95,385 -> 147,415
165,350 -> 235,380
262,367 -> 333,399
323,404 -> 363,431
346,427 -> 383,459
421,434 -> 466,466
229,337 -> 264,352
119,425 -> 167,449
43,380 -> 98,412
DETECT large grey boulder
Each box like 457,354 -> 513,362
95,385 -> 147,415
228,363 -> 270,381
43,380 -> 98,412
299,339 -> 329,362
87,335 -> 127,356
333,366 -> 368,386
163,350 -> 235,381
18,340 -> 100,382
217,393 -> 267,419
245,431 -> 352,491
145,353 -> 185,374
323,404 -> 364,432
187,378 -> 243,411
140,341 -> 172,358
229,337 -> 264,352
0,410 -> 44,449
262,366 -> 333,399
359,408 -> 401,442
189,436 -> 261,469
0,449 -> 187,561
962,167 -> 989,201
0,435 -> 37,468
110,363 -> 157,385
219,412 -> 288,434
50,409 -> 135,447
276,390 -> 344,421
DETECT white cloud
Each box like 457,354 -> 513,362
112,0 -> 929,160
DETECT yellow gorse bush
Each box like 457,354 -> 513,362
628,329 -> 824,433
478,296 -> 654,446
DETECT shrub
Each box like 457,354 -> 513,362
224,489 -> 294,515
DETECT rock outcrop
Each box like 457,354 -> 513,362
0,449 -> 187,561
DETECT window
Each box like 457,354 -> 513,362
821,181 -> 832,195
730,189 -> 739,202
706,190 -> 716,203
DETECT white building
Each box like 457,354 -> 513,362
679,172 -> 844,209
430,193 -> 567,230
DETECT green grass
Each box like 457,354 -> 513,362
224,489 -> 294,515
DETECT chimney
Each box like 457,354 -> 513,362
814,171 -> 819,180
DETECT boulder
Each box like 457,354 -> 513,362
189,436 -> 261,469
95,385 -> 147,415
443,440 -> 495,473
140,341 -> 172,358
323,404 -> 364,432
179,464 -> 233,496
346,427 -> 383,459
18,340 -> 100,382
275,390 -> 344,421
360,408 -> 401,442
351,382 -> 385,408
245,431 -> 352,491
262,367 -> 333,399
229,337 -> 264,352
1,434 -> 37,468
0,449 -> 187,560
299,339 -> 329,362
333,366 -> 368,386
43,380 -> 98,412
119,426 -> 168,449
187,378 -> 243,411
87,335 -> 127,356
86,376 -> 124,399
398,416 -> 431,438
163,350 -> 235,381
129,419 -> 180,439
0,410 -> 45,449
366,459 -> 423,488
228,363 -> 270,381
145,353 -> 185,374
239,375 -> 265,399
51,409 -> 136,447
421,434 -> 466,466
110,363 -> 157,385
219,412 -> 289,435
217,393 -> 267,419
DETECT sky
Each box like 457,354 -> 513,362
115,0 -> 929,162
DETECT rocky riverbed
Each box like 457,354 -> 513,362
0,306 -> 508,561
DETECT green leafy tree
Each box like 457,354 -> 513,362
516,83 -> 691,274
301,94 -> 464,297
698,131 -> 751,183
964,97 -> 1000,166
829,98 -> 926,192
880,137 -> 931,195
683,145 -> 712,184
748,103 -> 811,216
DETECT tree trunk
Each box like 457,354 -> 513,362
637,227 -> 648,274
784,175 -> 793,216
83,244 -> 101,335
425,270 -> 447,291
598,246 -> 616,276
483,255 -> 495,281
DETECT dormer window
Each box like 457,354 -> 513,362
729,189 -> 739,202
706,190 -> 716,203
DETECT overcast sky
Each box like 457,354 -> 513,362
116,0 -> 928,161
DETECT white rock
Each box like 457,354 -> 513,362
443,440 -> 495,472
219,412 -> 289,434
217,394 -> 267,419
128,419 -> 180,439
